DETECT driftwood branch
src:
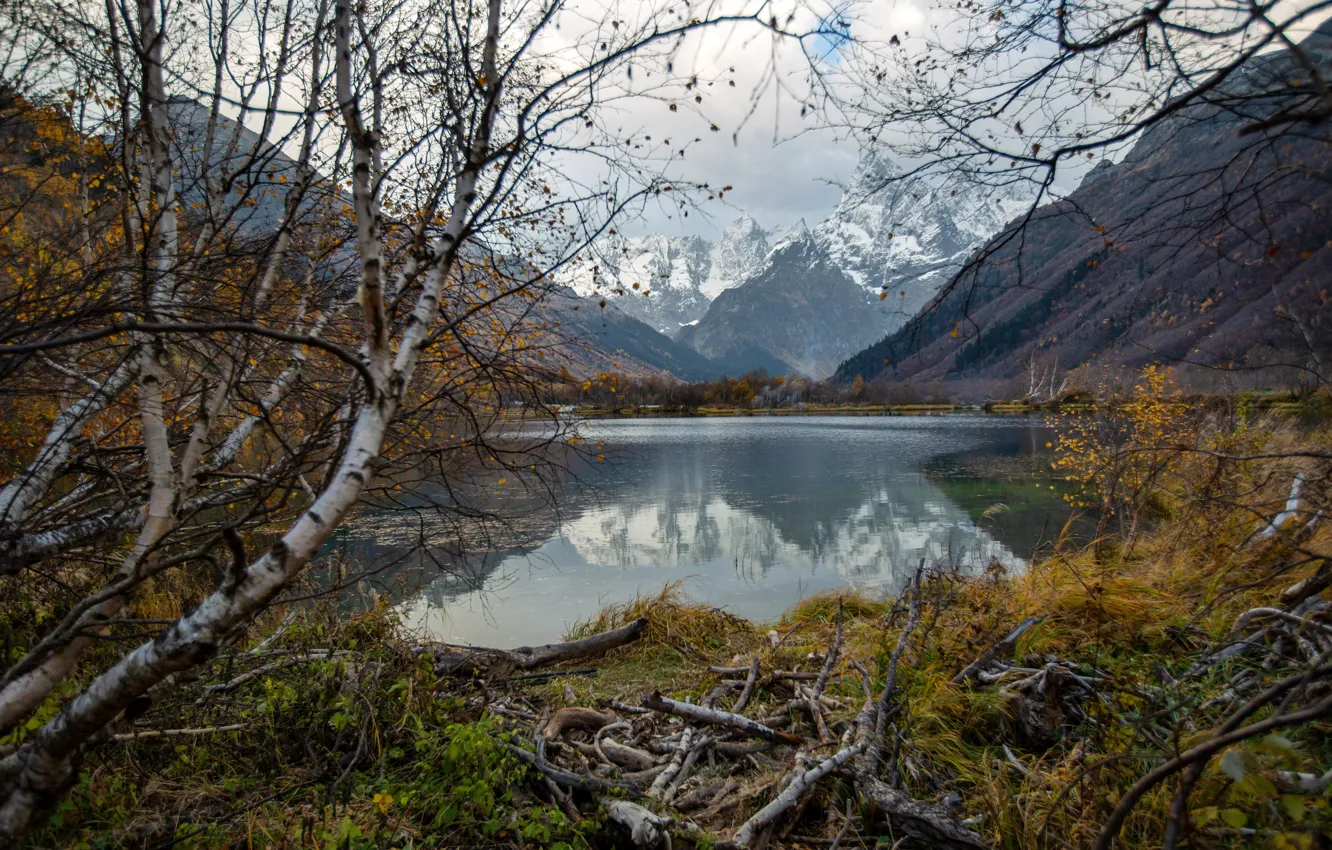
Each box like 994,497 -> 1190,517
543,707 -> 618,741
606,799 -> 673,849
859,777 -> 990,849
810,601 -> 844,743
428,617 -> 647,675
114,723 -> 248,741
1255,473 -> 1305,541
730,744 -> 866,847
650,726 -> 696,799
505,740 -> 637,793
733,658 -> 760,714
952,617 -> 1044,685
641,692 -> 803,744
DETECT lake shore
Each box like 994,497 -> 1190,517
30,416 -> 1331,848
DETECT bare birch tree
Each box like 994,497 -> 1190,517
0,0 -> 842,835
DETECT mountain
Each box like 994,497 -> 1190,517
834,23 -> 1332,389
165,100 -> 736,382
677,223 -> 884,378
567,150 -> 1029,378
568,216 -> 771,334
702,215 -> 772,299
540,291 -> 730,381
814,150 -> 1031,332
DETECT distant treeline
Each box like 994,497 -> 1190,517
538,370 -> 1013,409
533,363 -> 1329,411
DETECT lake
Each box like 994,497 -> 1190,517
335,415 -> 1073,647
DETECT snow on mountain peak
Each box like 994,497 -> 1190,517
701,215 -> 770,299
812,150 -> 1034,330
562,216 -> 771,334
560,148 -> 1029,344
771,218 -> 813,252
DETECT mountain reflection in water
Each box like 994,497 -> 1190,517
335,416 -> 1071,646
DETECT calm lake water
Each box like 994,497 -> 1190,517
336,415 -> 1073,647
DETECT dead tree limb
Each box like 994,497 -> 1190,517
543,707 -> 618,741
605,799 -> 672,850
641,692 -> 804,744
730,744 -> 867,847
733,658 -> 761,714
427,618 -> 648,675
113,723 -> 248,741
505,740 -> 637,794
858,777 -> 990,849
650,725 -> 695,799
810,601 -> 844,743
952,616 -> 1044,685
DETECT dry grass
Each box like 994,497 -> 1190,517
565,580 -> 753,658
33,414 -> 1329,849
548,416 -> 1332,847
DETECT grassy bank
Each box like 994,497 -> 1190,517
10,408 -> 1332,848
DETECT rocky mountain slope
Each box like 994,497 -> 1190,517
539,291 -> 730,381
677,223 -> 883,378
166,100 -> 737,381
834,22 -> 1332,389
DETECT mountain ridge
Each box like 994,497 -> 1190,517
833,22 -> 1332,390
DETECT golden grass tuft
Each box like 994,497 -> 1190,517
779,587 -> 891,625
564,580 -> 753,659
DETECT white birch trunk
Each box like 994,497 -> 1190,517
0,0 -> 506,834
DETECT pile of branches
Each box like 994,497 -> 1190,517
423,579 -> 1003,849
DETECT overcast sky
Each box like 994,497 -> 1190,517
541,0 -> 933,240
560,0 -> 1332,242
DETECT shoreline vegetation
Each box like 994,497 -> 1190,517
542,367 -> 1331,422
14,381 -> 1332,849
558,388 -> 1329,420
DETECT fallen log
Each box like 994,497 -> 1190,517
641,691 -> 804,744
426,617 -> 648,675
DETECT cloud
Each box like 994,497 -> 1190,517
533,0 -> 872,238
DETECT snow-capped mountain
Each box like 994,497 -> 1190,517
814,149 -> 1032,334
566,148 -> 1029,376
567,215 -> 771,334
678,221 -> 884,378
